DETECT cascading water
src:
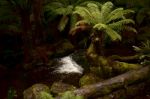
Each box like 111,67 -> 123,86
53,56 -> 84,74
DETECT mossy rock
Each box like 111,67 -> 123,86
50,82 -> 76,95
90,66 -> 103,77
23,84 -> 50,99
112,61 -> 142,74
79,73 -> 102,87
54,39 -> 74,57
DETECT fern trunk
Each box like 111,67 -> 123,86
87,31 -> 105,57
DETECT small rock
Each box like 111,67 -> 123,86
23,84 -> 50,99
51,82 -> 76,95
79,73 -> 102,87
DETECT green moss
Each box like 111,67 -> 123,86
79,73 -> 101,86
51,82 -> 76,95
113,61 -> 142,73
99,57 -> 108,66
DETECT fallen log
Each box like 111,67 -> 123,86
108,55 -> 139,62
97,80 -> 150,99
73,65 -> 150,98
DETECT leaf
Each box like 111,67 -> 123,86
94,23 -> 121,41
123,26 -> 137,33
101,1 -> 113,23
136,8 -> 149,25
106,9 -> 134,23
58,15 -> 69,31
108,19 -> 135,31
70,14 -> 78,29
132,45 -> 141,52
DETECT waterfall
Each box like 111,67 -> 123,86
53,56 -> 83,74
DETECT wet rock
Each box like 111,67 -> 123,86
23,84 -> 50,99
51,82 -> 76,95
53,39 -> 74,57
79,73 -> 102,87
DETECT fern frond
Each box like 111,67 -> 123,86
75,20 -> 89,26
123,26 -> 137,33
58,16 -> 69,31
106,8 -> 124,22
44,2 -> 64,12
80,1 -> 102,7
101,1 -> 113,23
54,5 -> 73,15
106,9 -> 134,23
94,23 -> 121,41
86,3 -> 101,24
108,19 -> 135,31
70,14 -> 78,29
74,6 -> 94,24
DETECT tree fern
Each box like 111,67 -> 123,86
44,0 -> 101,32
72,2 -> 136,55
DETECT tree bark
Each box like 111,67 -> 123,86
32,0 -> 44,45
20,12 -> 33,63
73,65 -> 150,98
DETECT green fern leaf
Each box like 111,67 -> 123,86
108,19 -> 135,31
86,3 -> 101,24
101,1 -> 113,23
123,26 -> 137,33
106,9 -> 134,23
70,14 -> 78,29
74,6 -> 93,24
58,16 -> 69,31
94,23 -> 121,41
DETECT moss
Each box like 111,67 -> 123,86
113,61 -> 142,73
98,57 -> 108,66
50,82 -> 76,95
90,66 -> 103,77
79,73 -> 101,87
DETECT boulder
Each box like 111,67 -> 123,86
23,84 -> 50,99
51,82 -> 76,95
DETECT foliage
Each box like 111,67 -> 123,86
44,0 -> 101,32
0,0 -> 21,33
39,91 -> 84,99
133,40 -> 150,65
114,0 -> 150,42
7,87 -> 17,99
72,1 -> 136,55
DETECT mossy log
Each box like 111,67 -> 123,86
89,56 -> 142,78
108,55 -> 140,62
73,66 -> 150,98
97,80 -> 150,99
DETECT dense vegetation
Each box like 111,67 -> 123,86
0,0 -> 150,99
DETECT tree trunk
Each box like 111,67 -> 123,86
20,12 -> 32,63
73,65 -> 150,98
32,0 -> 44,45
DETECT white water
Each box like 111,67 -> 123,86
53,56 -> 83,74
